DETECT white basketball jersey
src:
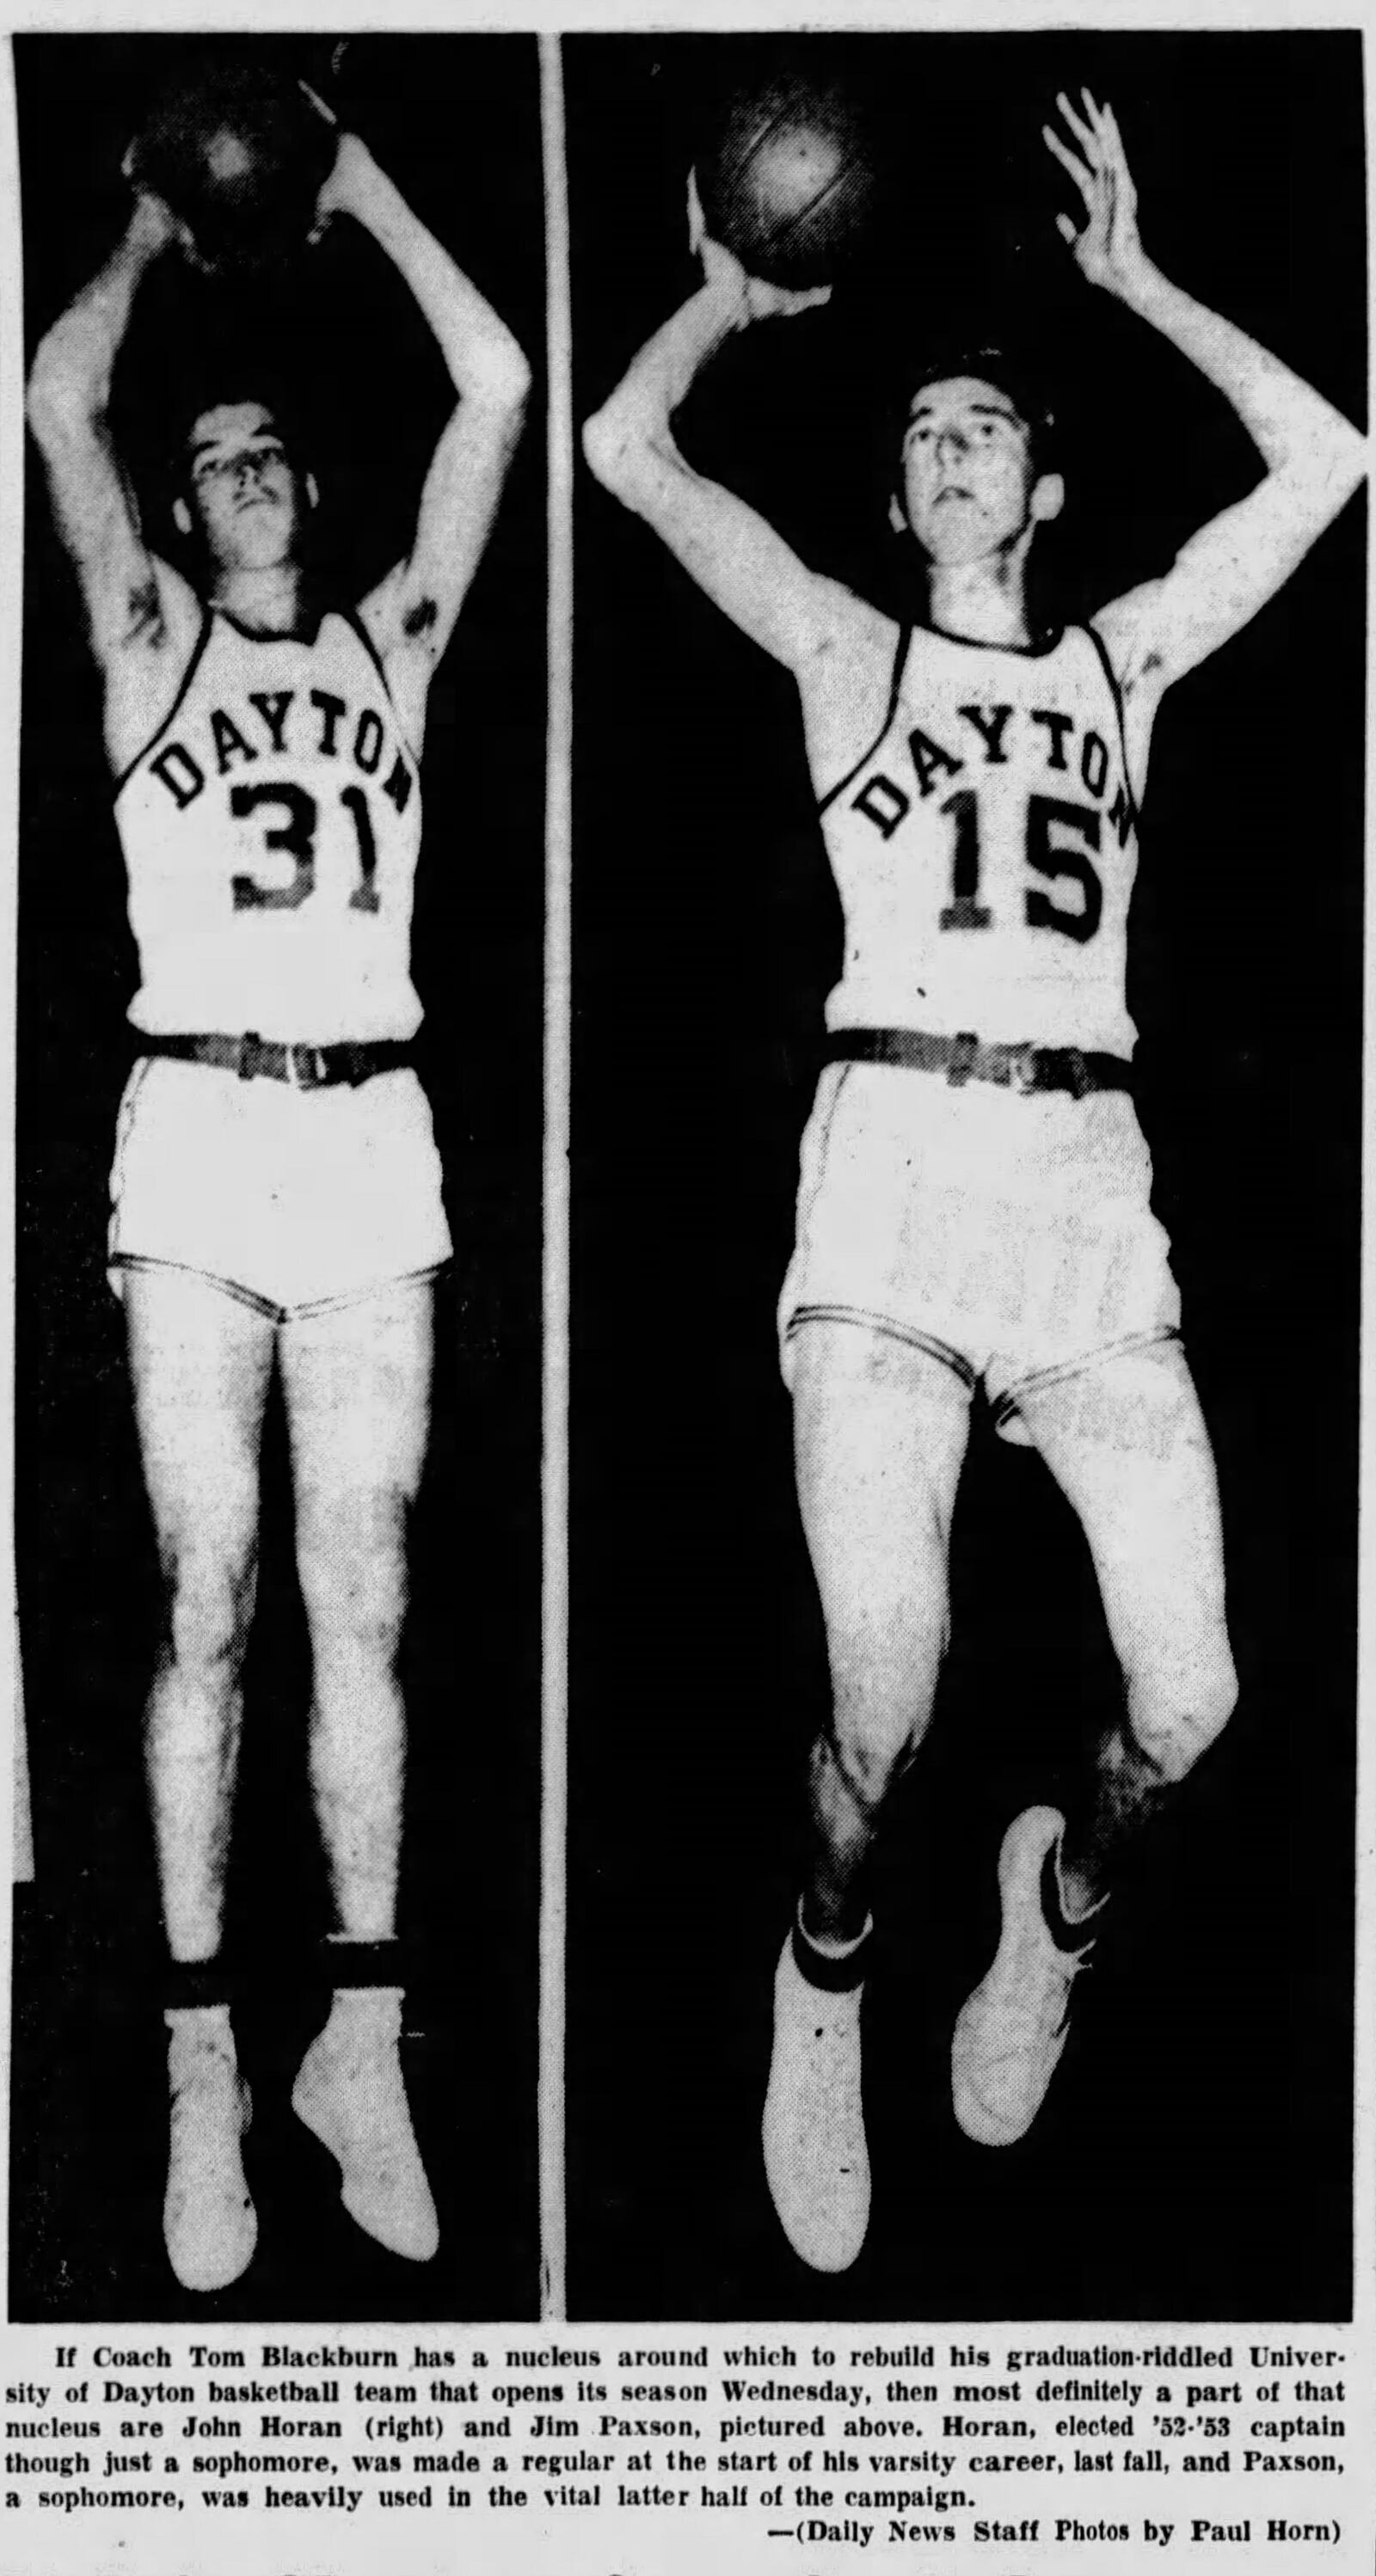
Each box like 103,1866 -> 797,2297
818,623 -> 1139,1057
114,609 -> 422,1044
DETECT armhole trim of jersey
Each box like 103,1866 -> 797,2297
110,608 -> 215,802
816,623 -> 913,818
1083,619 -> 1138,808
341,604 -> 421,769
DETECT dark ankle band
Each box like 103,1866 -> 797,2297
163,1958 -> 236,2013
792,1917 -> 872,1993
323,1936 -> 406,1991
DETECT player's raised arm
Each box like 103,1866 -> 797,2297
1046,92 -> 1367,699
26,194 -> 201,696
326,133 -> 531,700
583,211 -> 872,675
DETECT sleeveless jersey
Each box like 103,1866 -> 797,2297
114,609 -> 422,1044
817,623 -> 1139,1058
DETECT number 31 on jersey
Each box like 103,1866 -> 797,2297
230,781 -> 382,914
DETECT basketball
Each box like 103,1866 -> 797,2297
695,77 -> 875,290
126,64 -> 339,275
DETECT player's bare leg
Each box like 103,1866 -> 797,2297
953,1338 -> 1237,2144
770,1319 -> 969,2267
1035,1342 -> 1236,1901
281,1278 -> 439,2260
123,1266 -> 274,2289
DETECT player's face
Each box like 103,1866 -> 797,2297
899,377 -> 1043,565
184,403 -> 304,571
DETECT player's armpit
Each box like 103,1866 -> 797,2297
97,552 -> 206,777
359,367 -> 529,693
1096,443 -> 1367,693
32,430 -> 203,763
28,367 -> 202,684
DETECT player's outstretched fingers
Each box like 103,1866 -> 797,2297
1095,101 -> 1136,204
296,77 -> 338,127
1080,89 -> 1125,158
1055,89 -> 1102,156
687,166 -> 706,255
1043,122 -> 1096,210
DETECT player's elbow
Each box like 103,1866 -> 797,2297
486,335 -> 532,420
1326,421 -> 1368,509
27,327 -> 104,463
1291,419 -> 1368,519
580,402 -> 622,490
582,400 -> 650,500
26,334 -> 80,447
458,330 -> 530,435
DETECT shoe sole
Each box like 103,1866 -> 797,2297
951,2009 -> 1045,2145
951,1806 -> 1069,2148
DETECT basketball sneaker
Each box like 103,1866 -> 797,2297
951,1806 -> 1098,2146
292,1987 -> 439,2261
163,2004 -> 257,2291
762,1915 -> 870,2272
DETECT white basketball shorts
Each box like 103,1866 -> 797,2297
108,1056 -> 452,1319
779,1061 -> 1181,1443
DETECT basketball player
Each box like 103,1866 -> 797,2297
27,124 -> 529,2289
585,92 -> 1365,2268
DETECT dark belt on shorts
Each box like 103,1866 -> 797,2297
139,1032 -> 415,1089
822,1026 -> 1133,1099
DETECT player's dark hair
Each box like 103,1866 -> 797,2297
873,342 -> 1066,635
166,386 -> 315,501
891,342 -> 1059,480
154,386 -> 322,588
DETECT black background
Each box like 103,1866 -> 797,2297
11,34 -> 545,2321
568,34 -> 1364,2321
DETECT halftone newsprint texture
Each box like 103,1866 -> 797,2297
6,17 -> 545,2323
0,9 -> 1373,2576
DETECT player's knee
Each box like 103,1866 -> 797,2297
298,1500 -> 408,1666
1129,1639 -> 1238,1782
159,1550 -> 255,1687
827,1652 -> 942,1810
306,1562 -> 408,1668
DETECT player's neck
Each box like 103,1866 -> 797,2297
926,559 -> 1032,651
209,563 -> 309,638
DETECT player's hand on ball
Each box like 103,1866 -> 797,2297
688,174 -> 831,324
1043,90 -> 1148,296
119,157 -> 196,263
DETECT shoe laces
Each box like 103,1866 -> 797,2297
1047,1940 -> 1091,2039
802,1994 -> 862,2112
1004,1917 -> 1092,2048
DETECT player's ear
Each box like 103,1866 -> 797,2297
888,490 -> 908,535
171,495 -> 192,537
304,471 -> 319,513
1031,471 -> 1064,526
